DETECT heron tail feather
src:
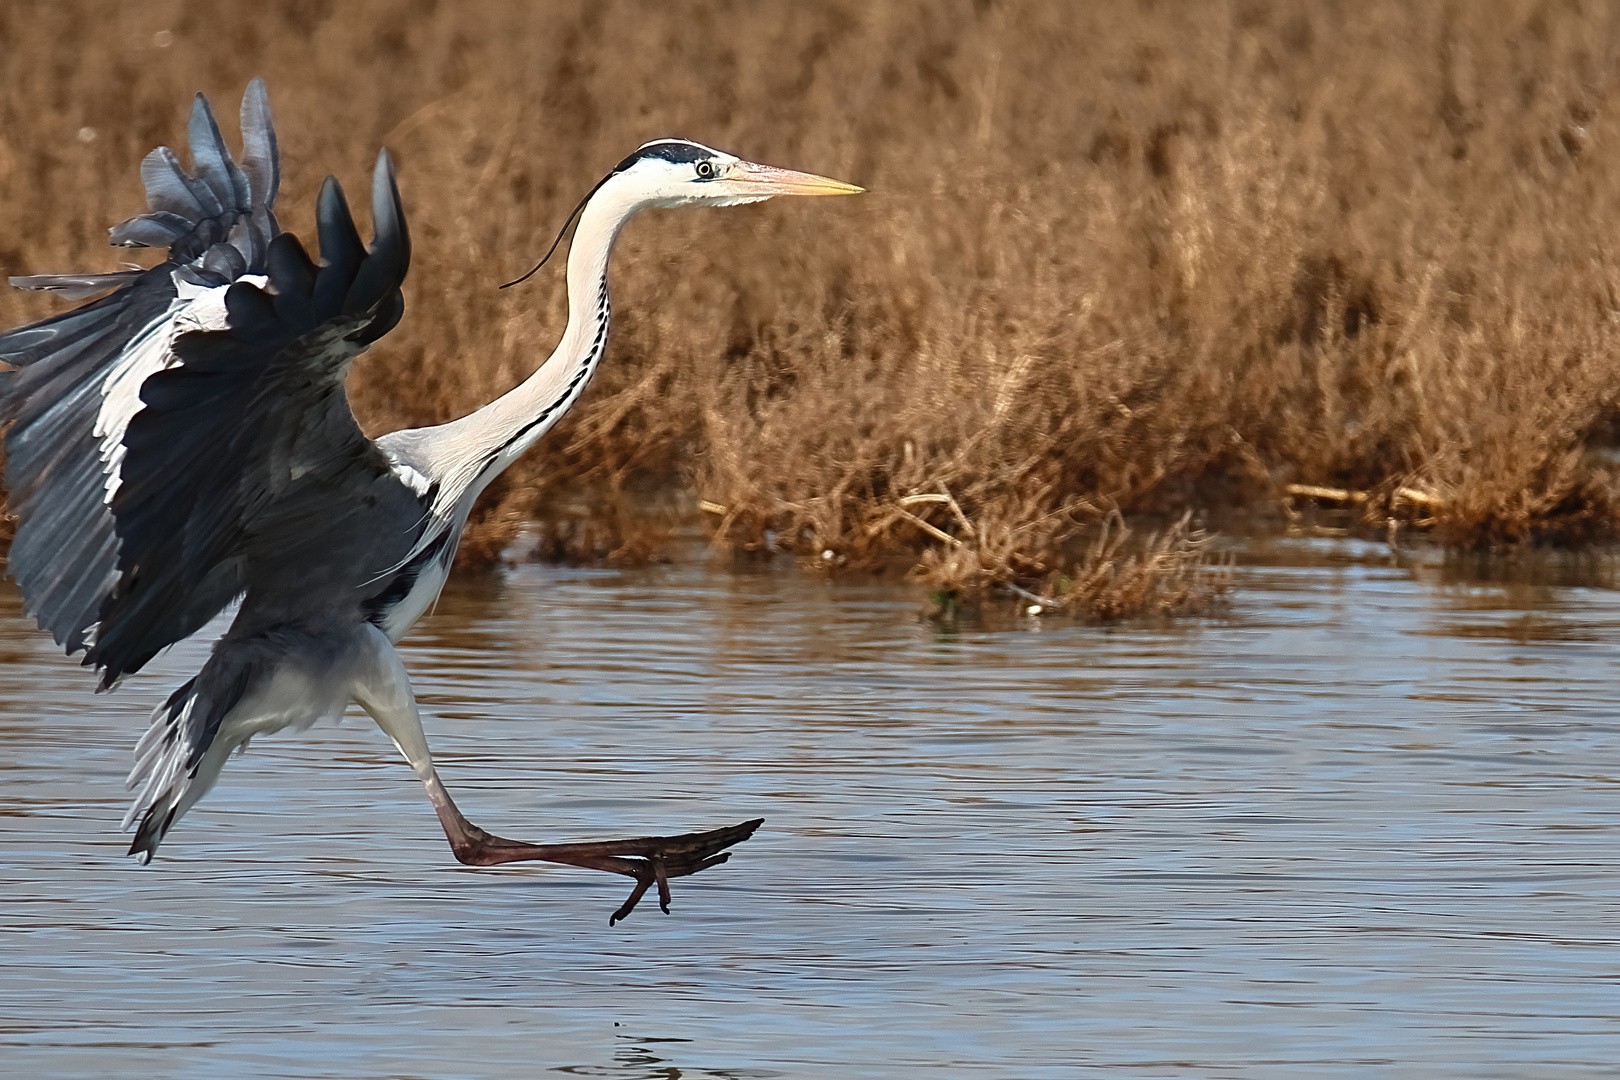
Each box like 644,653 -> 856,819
124,666 -> 249,861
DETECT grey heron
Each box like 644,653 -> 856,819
0,81 -> 861,923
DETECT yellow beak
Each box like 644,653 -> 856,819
729,160 -> 865,197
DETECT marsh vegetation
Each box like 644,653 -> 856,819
3,0 -> 1618,616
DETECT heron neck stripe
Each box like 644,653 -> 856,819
493,285 -> 610,459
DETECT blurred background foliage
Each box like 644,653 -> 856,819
4,0 -> 1620,614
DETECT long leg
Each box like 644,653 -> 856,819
349,625 -> 760,923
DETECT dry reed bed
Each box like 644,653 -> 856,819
3,0 -> 1619,617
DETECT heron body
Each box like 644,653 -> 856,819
0,81 -> 859,921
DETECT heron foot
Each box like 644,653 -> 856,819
446,817 -> 764,924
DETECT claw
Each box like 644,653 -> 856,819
605,829 -> 754,919
601,822 -> 757,924
655,857 -> 672,914
610,874 -> 655,925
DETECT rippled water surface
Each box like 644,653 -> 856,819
3,539 -> 1619,1078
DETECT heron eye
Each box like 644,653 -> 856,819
696,161 -> 715,179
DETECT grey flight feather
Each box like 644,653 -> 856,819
237,79 -> 279,210
0,79 -> 285,673
7,271 -> 148,299
1,273 -> 184,659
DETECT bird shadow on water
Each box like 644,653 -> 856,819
551,1032 -> 784,1079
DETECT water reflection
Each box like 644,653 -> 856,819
554,1033 -> 785,1078
1,538 -> 1618,1078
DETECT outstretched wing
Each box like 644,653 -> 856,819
88,152 -> 412,686
0,80 -> 280,665
1,82 -> 416,691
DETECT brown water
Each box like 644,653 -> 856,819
2,538 -> 1618,1079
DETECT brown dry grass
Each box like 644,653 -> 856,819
5,0 -> 1620,614
910,505 -> 1230,622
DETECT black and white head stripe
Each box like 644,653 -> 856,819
501,139 -> 726,289
610,138 -> 724,174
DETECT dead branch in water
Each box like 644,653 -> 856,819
881,486 -> 1227,620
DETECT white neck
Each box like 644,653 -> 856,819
401,179 -> 644,515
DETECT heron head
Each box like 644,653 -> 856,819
501,139 -> 862,288
607,139 -> 864,208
